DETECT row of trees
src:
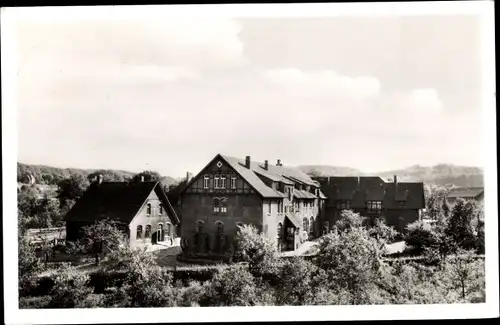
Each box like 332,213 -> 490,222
17,170 -> 180,230
20,209 -> 485,308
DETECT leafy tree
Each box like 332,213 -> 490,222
56,174 -> 89,210
405,220 -> 440,254
446,198 -> 477,250
275,257 -> 324,305
80,219 -> 127,265
335,210 -> 365,232
131,170 -> 162,182
18,232 -> 43,295
445,249 -> 483,300
316,227 -> 384,304
103,244 -> 176,307
87,170 -> 126,183
204,265 -> 260,306
233,225 -> 281,277
368,219 -> 399,244
48,264 -> 93,308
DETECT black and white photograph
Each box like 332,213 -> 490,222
1,2 -> 498,323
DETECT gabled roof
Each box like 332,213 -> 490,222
64,181 -> 180,225
447,187 -> 484,199
181,154 -> 324,199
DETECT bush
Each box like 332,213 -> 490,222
204,265 -> 260,306
316,227 -> 384,304
175,281 -> 208,307
48,265 -> 93,308
368,219 -> 399,244
275,257 -> 321,305
19,296 -> 52,309
335,210 -> 365,232
404,220 -> 440,254
233,225 -> 282,278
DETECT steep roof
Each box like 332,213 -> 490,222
64,181 -> 180,225
447,187 -> 484,199
318,176 -> 425,209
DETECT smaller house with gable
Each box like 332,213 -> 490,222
64,175 -> 180,247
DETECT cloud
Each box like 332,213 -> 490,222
263,68 -> 381,99
16,17 -> 245,93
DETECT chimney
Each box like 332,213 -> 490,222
245,156 -> 251,169
97,174 -> 103,185
264,160 -> 269,170
186,171 -> 193,183
394,175 -> 397,184
276,159 -> 282,167
140,175 -> 144,182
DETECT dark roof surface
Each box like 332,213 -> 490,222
447,187 -> 484,199
317,176 -> 425,210
64,181 -> 180,224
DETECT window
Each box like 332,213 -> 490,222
278,200 -> 284,214
231,176 -> 237,189
309,217 -> 314,234
336,200 -> 350,209
196,220 -> 204,233
213,197 -> 228,213
277,222 -> 283,239
203,175 -> 210,189
220,176 -> 226,189
159,204 -> 163,216
166,223 -> 172,238
220,197 -> 227,213
367,201 -> 382,213
145,225 -> 151,238
268,201 -> 272,214
136,225 -> 143,239
146,203 -> 152,216
214,175 -> 220,189
213,197 -> 220,213
303,218 -> 309,233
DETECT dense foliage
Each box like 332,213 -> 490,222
19,191 -> 486,308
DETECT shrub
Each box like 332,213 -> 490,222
335,210 -> 365,232
404,220 -> 440,254
368,219 -> 399,244
175,281 -> 208,307
204,265 -> 260,306
48,265 -> 93,308
316,227 -> 384,305
275,257 -> 320,305
19,296 -> 52,309
233,225 -> 282,278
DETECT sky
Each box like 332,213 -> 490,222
14,9 -> 487,178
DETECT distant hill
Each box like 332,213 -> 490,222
297,164 -> 484,187
17,162 -> 183,187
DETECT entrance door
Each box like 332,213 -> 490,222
158,224 -> 165,242
286,227 -> 295,251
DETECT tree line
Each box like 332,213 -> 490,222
18,170 -> 182,230
19,192 -> 485,308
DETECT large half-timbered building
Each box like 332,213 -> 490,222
178,154 -> 327,257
